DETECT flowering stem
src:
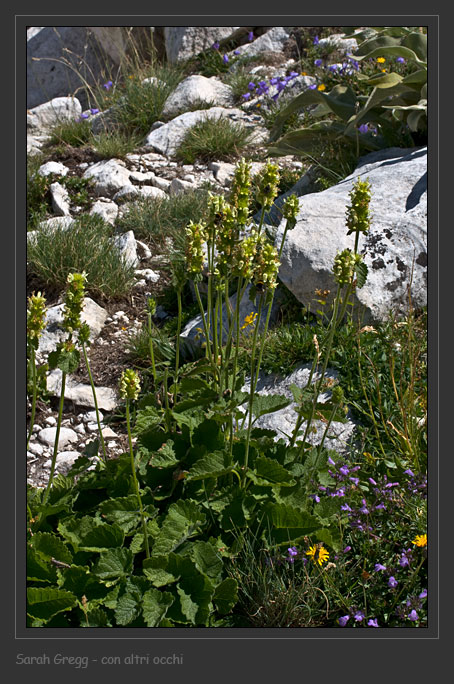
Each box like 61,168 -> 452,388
81,343 -> 107,463
193,280 -> 213,368
125,399 -> 150,559
147,312 -> 157,384
296,286 -> 342,463
26,346 -> 38,451
41,371 -> 67,509
175,287 -> 182,383
242,294 -> 264,487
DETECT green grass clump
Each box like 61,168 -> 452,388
175,117 -> 254,163
47,118 -> 92,148
115,185 -> 215,253
27,214 -> 136,300
108,64 -> 185,136
91,129 -> 143,159
27,156 -> 53,230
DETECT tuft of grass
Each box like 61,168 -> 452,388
91,129 -> 143,159
115,184 -> 215,254
47,118 -> 92,148
27,214 -> 136,300
27,155 -> 53,230
175,116 -> 253,163
109,64 -> 185,136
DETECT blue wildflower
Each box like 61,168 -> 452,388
223,54 -> 229,64
314,58 -> 323,67
313,35 -> 319,45
103,80 -> 113,90
212,41 -> 220,50
248,31 -> 254,41
338,615 -> 350,626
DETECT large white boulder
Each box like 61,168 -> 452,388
277,147 -> 427,322
162,75 -> 235,118
163,27 -> 239,63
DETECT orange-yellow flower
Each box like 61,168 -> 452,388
377,57 -> 386,63
411,534 -> 427,547
306,544 -> 330,566
317,83 -> 326,91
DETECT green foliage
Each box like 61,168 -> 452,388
115,185 -> 214,254
175,117 -> 254,163
47,118 -> 92,148
91,130 -> 143,159
268,27 -> 427,163
27,214 -> 136,299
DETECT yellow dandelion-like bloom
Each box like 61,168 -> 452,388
411,534 -> 427,547
377,57 -> 386,63
381,68 -> 387,73
301,71 -> 307,76
241,312 -> 258,330
317,83 -> 326,91
306,544 -> 330,566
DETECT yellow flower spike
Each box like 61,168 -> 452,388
411,534 -> 427,547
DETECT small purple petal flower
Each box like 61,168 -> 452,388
314,58 -> 323,67
223,54 -> 229,64
248,31 -> 254,41
404,469 -> 415,477
396,56 -> 406,63
358,123 -> 369,134
328,64 -> 339,72
248,81 -> 256,90
242,92 -> 251,100
368,477 -> 377,485
354,610 -> 365,622
90,108 -> 99,115
408,609 -> 418,621
234,49 -> 240,55
343,546 -> 351,553
399,553 -> 410,568
271,93 -> 280,101
212,41 -> 220,50
374,563 -> 386,572
388,576 -> 398,589
368,618 -> 379,627
311,494 -> 321,503
328,455 -> 336,466
339,466 -> 349,476
288,546 -> 298,557
313,35 -> 319,45
308,83 -> 317,90
349,477 -> 359,486
375,503 -> 386,510
341,504 -> 352,512
288,71 -> 299,78
338,615 -> 350,626
269,77 -> 279,85
80,112 -> 89,119
103,80 -> 113,90
419,588 -> 427,599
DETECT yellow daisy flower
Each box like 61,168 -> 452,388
317,84 -> 326,91
411,534 -> 427,547
377,57 -> 386,63
306,544 -> 330,566
241,312 -> 258,330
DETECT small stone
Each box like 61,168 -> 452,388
45,416 -> 57,426
38,426 -> 78,449
83,410 -> 102,423
28,441 -> 45,456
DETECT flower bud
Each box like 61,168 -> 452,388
282,194 -> 299,229
63,272 -> 87,333
345,178 -> 372,236
256,161 -> 280,210
27,292 -> 47,345
119,368 -> 141,401
333,249 -> 356,286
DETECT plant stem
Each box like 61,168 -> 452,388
26,346 -> 37,451
242,294 -> 264,487
147,311 -> 157,384
82,342 -> 107,463
41,371 -> 67,508
175,288 -> 182,382
125,399 -> 150,558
